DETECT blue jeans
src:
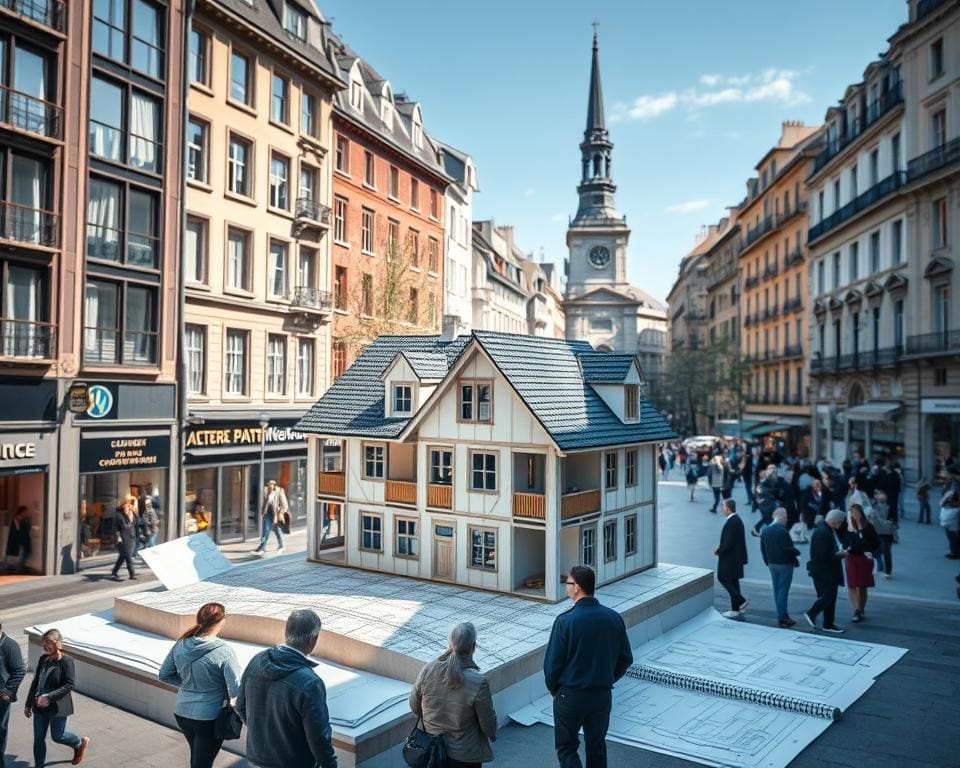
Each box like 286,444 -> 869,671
33,710 -> 81,768
875,534 -> 894,575
769,563 -> 795,621
918,498 -> 931,524
256,513 -> 283,551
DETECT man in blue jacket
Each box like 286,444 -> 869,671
0,620 -> 27,763
544,565 -> 633,768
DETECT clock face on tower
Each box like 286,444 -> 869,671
588,245 -> 610,268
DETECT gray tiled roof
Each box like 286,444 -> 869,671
400,351 -> 449,380
578,352 -> 635,383
295,332 -> 676,449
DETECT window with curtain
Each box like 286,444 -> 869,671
267,334 -> 286,394
129,91 -> 159,172
269,240 -> 287,298
297,338 -> 314,396
230,51 -> 251,105
3,264 -> 46,357
12,45 -> 50,136
185,216 -> 206,284
226,228 -> 249,291
224,329 -> 247,395
271,73 -> 289,124
227,135 -> 251,196
185,324 -> 205,393
125,285 -> 155,362
300,91 -> 315,136
188,25 -> 208,85
89,77 -> 123,162
186,118 -> 207,182
127,188 -> 157,268
269,154 -> 289,210
298,247 -> 314,290
84,279 -> 119,363
299,166 -> 315,203
8,154 -> 47,244
86,178 -> 121,261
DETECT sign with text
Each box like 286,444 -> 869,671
185,423 -> 305,449
921,398 -> 960,414
79,435 -> 171,473
140,534 -> 231,590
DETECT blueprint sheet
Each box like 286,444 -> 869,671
510,609 -> 906,768
140,534 -> 232,589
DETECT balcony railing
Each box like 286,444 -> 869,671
812,82 -> 903,175
808,172 -> 906,243
743,215 -> 775,250
513,491 -> 546,520
763,306 -> 780,320
82,327 -> 158,366
0,0 -> 64,31
743,314 -> 753,327
87,225 -> 159,268
783,296 -> 803,314
294,198 -> 332,239
762,263 -> 779,281
907,135 -> 960,182
0,200 -> 59,247
0,318 -> 56,359
906,330 -> 960,356
784,248 -> 804,269
560,489 -> 600,520
427,483 -> 452,509
290,286 -> 332,312
318,471 -> 345,496
744,275 -> 760,289
385,479 -> 417,505
0,84 -> 62,140
782,343 -> 803,359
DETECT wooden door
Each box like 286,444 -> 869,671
433,522 -> 455,581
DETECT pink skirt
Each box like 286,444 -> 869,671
845,554 -> 875,588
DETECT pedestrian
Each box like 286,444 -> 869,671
159,602 -> 242,768
251,480 -> 288,555
409,622 -> 497,768
844,503 -> 879,623
111,494 -> 138,581
916,476 -> 932,524
721,459 -> 736,501
4,506 -> 32,573
686,462 -> 699,502
867,491 -> 896,579
940,491 -> 960,560
708,455 -> 725,513
236,609 -> 337,768
658,450 -> 667,480
752,467 -> 781,536
543,565 -> 633,768
24,629 -> 89,767
803,509 -> 848,634
845,477 -> 872,516
677,445 -> 688,475
714,499 -> 749,619
741,450 -> 755,510
0,619 -> 27,763
138,496 -> 161,554
760,507 -> 800,627
875,461 -> 901,521
798,480 -> 821,541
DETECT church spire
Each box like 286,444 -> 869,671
585,27 -> 605,135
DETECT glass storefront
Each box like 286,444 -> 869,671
933,414 -> 960,482
0,470 -> 46,575
79,468 -> 167,559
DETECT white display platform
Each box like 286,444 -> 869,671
139,534 -> 231,589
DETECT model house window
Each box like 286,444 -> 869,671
184,216 -> 207,284
604,520 -> 617,562
297,338 -> 314,396
268,240 -> 287,298
891,220 -> 902,263
301,91 -> 316,136
185,324 -> 205,394
931,38 -> 944,79
363,444 -> 385,479
470,451 -> 497,491
428,238 -> 438,272
581,526 -> 595,567
284,2 -> 307,40
360,513 -> 382,551
269,153 -> 290,210
334,266 -> 347,310
625,448 -> 638,486
86,177 -> 160,268
186,118 -> 208,182
229,50 -> 252,105
470,528 -> 496,570
364,150 -> 375,186
271,73 -> 289,124
625,515 -> 637,556
334,197 -> 347,243
89,77 -> 161,173
393,384 -> 412,414
93,0 -> 165,78
361,208 -> 374,253
389,165 -> 400,199
227,134 -> 252,196
934,197 -> 948,248
396,519 -> 418,558
624,384 -> 639,421
361,273 -> 373,316
188,25 -> 209,85
225,227 -> 251,291
410,178 -> 419,209
335,136 -> 349,173
350,79 -> 362,110
429,448 -> 453,485
266,334 -> 286,395
460,381 -> 492,422
224,329 -> 247,394
605,452 -> 617,489
82,280 -> 156,366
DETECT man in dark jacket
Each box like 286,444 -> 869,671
237,610 -> 337,768
753,468 -> 782,535
803,509 -> 848,634
714,499 -> 749,618
0,621 -> 26,761
760,508 -> 801,627
544,565 -> 632,768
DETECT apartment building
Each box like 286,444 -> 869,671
667,242 -> 710,354
439,141 -> 478,334
523,259 -> 566,338
181,0 -> 341,544
471,220 -> 530,334
739,122 -> 821,453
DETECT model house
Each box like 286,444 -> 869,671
297,330 -> 674,602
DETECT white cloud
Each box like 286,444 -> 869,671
611,92 -> 678,122
551,213 -> 566,223
524,188 -> 535,198
667,199 -> 712,214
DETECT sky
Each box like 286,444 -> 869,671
319,0 -> 908,303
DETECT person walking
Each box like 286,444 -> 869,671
844,503 -> 879,623
741,450 -> 755,510
544,565 -> 633,768
686,462 -> 699,502
5,506 -> 32,573
0,620 -> 27,763
138,496 -> 161,554
159,602 -> 242,768
708,456 -> 725,514
409,623 -> 497,768
753,467 -> 781,536
803,509 -> 848,634
916,476 -> 932,524
721,459 -> 736,502
760,507 -> 800,627
24,629 -> 89,767
867,492 -> 896,579
940,490 -> 960,559
714,499 -> 749,619
236,609 -> 336,768
111,495 -> 138,581
252,480 -> 288,555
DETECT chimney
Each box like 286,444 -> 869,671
441,314 -> 462,342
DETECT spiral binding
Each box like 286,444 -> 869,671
625,664 -> 841,721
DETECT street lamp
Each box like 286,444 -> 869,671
258,413 -> 269,529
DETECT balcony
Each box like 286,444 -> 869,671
812,82 -> 903,175
513,492 -> 546,521
560,489 -> 601,520
782,343 -> 803,360
0,0 -> 64,31
783,296 -> 803,314
82,327 -> 158,366
808,172 -> 906,243
0,200 -> 59,248
744,274 -> 760,289
293,197 -> 332,239
427,483 -> 452,509
0,318 -> 56,360
288,287 -> 332,328
907,136 -> 960,182
763,306 -> 780,321
0,85 -> 62,140
784,248 -> 804,269
906,331 -> 960,357
762,263 -> 779,281
384,443 -> 417,505
744,314 -> 753,327
385,479 -> 417,505
318,471 -> 345,496
742,215 -> 775,251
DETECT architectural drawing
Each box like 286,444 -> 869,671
781,635 -> 871,667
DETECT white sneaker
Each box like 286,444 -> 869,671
277,547 -> 286,554
251,549 -> 264,556
721,610 -> 742,619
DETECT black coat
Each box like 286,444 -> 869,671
844,524 -> 879,556
114,512 -> 138,552
807,522 -> 845,587
717,513 -> 748,580
27,654 -> 76,718
0,633 -> 26,701
5,519 -> 30,558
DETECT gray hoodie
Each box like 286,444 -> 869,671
158,635 -> 241,720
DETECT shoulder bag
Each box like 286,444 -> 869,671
401,716 -> 445,768
214,704 -> 242,740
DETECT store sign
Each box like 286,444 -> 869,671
185,424 -> 305,449
86,385 -> 115,419
921,398 -> 960,414
0,433 -> 51,467
79,435 -> 171,473
67,383 -> 90,414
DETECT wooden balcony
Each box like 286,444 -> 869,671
427,483 -> 452,509
560,489 -> 601,520
318,471 -> 345,496
513,492 -> 546,520
386,479 -> 417,505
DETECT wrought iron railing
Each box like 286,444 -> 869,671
812,82 -> 903,175
295,197 -> 332,225
290,286 -> 333,311
907,135 -> 960,182
0,84 -> 62,139
808,172 -> 906,242
0,318 -> 56,359
0,200 -> 59,247
906,330 -> 960,356
0,0 -> 64,31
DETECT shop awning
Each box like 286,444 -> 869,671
743,422 -> 781,437
845,401 -> 903,422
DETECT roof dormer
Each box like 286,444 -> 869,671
381,351 -> 446,417
380,82 -> 394,130
579,352 -> 645,424
348,61 -> 363,112
411,103 -> 423,149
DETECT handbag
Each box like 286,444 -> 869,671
401,717 -> 446,768
214,704 -> 243,740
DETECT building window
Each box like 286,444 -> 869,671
408,288 -> 419,324
624,384 -> 638,421
185,324 -> 205,394
891,132 -> 901,172
428,290 -> 437,326
184,216 -> 207,284
408,230 -> 420,268
284,2 -> 307,40
363,444 -> 385,479
817,260 -> 825,294
300,90 -> 316,136
430,189 -> 439,219
188,24 -> 209,85
360,513 -> 382,552
932,109 -> 947,149
186,117 -> 207,183
361,273 -> 373,316
297,338 -> 314,397
332,340 -> 347,380
428,237 -> 438,272
410,178 -> 419,210
224,329 -> 247,394
429,448 -> 452,485
227,134 -> 252,197
849,242 -> 859,282
894,299 -> 904,347
393,383 -> 412,414
412,119 -> 422,148
625,448 -> 637,487
335,136 -> 349,173
361,208 -> 374,253
364,150 -> 375,187
225,227 -> 251,292
605,452 -> 617,489
269,153 -> 290,210
268,240 -> 288,298
266,334 -> 286,395
934,197 -> 948,248
469,527 -> 496,570
82,280 -> 156,365
86,177 -> 159,269
297,164 -> 318,208
892,220 -> 903,263
298,247 -> 315,290
934,284 -> 951,334
230,50 -> 252,105
387,219 -> 400,252
604,520 -> 617,562
396,518 -> 418,558
931,38 -> 944,79
334,197 -> 347,243
460,381 -> 492,422
89,77 -> 161,173
832,251 -> 841,289
581,526 -> 595,567
271,73 -> 290,124
334,266 -> 347,310
350,79 -> 362,110
93,0 -> 165,79
625,515 -> 637,556
389,165 -> 400,199
470,451 -> 497,492
869,231 -> 880,274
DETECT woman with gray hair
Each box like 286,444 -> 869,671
409,622 -> 497,767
